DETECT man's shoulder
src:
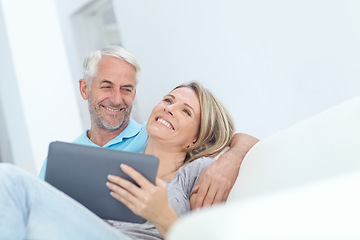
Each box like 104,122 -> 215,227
104,119 -> 147,151
71,120 -> 147,150
124,119 -> 146,132
111,119 -> 147,142
72,130 -> 92,145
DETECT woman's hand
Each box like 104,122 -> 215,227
106,164 -> 178,237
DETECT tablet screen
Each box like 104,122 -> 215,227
45,141 -> 159,223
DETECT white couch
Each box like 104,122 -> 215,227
167,96 -> 360,239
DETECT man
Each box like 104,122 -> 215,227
39,46 -> 259,208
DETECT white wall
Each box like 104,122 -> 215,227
112,0 -> 360,139
0,1 -> 35,172
2,0 -> 358,173
0,0 -> 83,174
54,0 -> 124,130
54,0 -> 93,130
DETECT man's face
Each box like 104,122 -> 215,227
80,56 -> 137,132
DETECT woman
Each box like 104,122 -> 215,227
0,82 -> 234,240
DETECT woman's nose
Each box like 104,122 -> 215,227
164,105 -> 174,116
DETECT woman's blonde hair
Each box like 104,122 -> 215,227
173,82 -> 235,163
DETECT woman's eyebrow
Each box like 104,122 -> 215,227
184,103 -> 194,112
165,94 -> 195,112
165,94 -> 175,99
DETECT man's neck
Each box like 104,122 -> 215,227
87,124 -> 128,147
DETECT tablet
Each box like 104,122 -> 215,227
45,141 -> 159,223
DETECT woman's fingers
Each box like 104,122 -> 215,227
106,170 -> 167,219
106,181 -> 137,206
120,164 -> 152,188
106,164 -> 161,215
107,164 -> 152,196
107,174 -> 142,198
106,176 -> 147,216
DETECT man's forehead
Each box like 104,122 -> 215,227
89,57 -> 135,86
100,56 -> 136,71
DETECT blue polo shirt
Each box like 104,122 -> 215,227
39,119 -> 148,180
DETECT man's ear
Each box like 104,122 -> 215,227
79,79 -> 89,100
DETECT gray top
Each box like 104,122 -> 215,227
107,156 -> 216,240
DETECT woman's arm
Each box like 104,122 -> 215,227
106,164 -> 178,237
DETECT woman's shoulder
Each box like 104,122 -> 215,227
186,156 -> 216,167
177,156 -> 216,178
169,156 -> 216,201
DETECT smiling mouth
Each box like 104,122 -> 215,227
100,104 -> 126,113
104,106 -> 121,112
156,118 -> 174,130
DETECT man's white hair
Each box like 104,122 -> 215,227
82,46 -> 141,85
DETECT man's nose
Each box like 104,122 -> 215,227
111,90 -> 124,105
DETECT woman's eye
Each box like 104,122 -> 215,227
183,109 -> 191,116
164,98 -> 172,104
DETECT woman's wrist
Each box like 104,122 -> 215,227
153,205 -> 179,237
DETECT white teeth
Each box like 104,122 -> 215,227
105,107 -> 120,112
157,118 -> 173,130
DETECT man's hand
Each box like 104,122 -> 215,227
192,133 -> 259,209
191,154 -> 237,209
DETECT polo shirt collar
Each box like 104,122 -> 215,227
103,119 -> 143,147
82,119 -> 143,147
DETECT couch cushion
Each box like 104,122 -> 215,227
228,95 -> 360,201
168,169 -> 360,239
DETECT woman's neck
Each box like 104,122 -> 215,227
145,139 -> 187,181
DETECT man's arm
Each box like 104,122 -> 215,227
192,133 -> 259,209
38,158 -> 48,180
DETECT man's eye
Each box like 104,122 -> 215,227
121,88 -> 133,94
101,86 -> 111,89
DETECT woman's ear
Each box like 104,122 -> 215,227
79,79 -> 89,100
187,138 -> 197,148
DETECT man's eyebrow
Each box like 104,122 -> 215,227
100,80 -> 135,89
121,84 -> 135,89
100,79 -> 113,84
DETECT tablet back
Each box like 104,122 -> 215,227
45,141 -> 159,223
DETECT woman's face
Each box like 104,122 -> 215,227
146,87 -> 201,149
